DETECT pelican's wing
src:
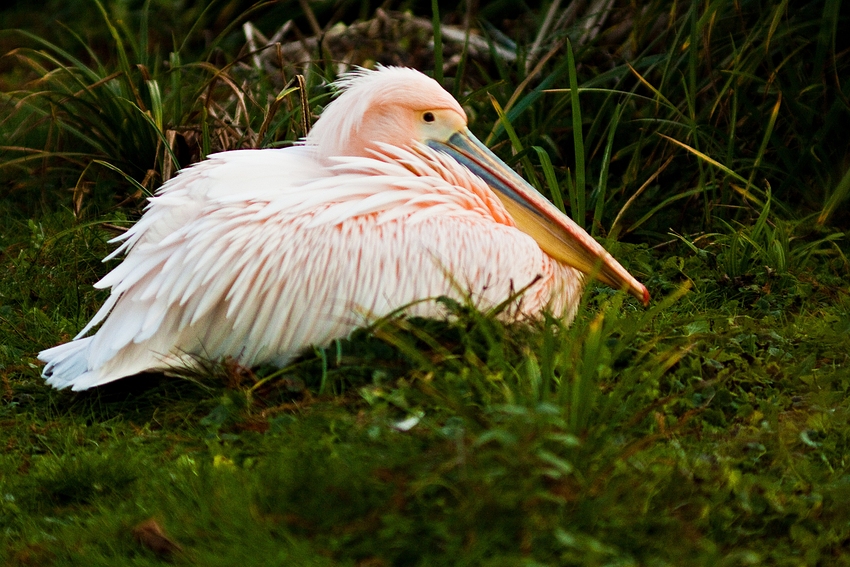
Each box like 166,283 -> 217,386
41,147 -> 324,388
40,149 -> 581,390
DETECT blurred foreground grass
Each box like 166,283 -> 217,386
1,0 -> 850,565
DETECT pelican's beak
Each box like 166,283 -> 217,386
427,129 -> 650,305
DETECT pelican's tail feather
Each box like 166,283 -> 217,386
39,339 -> 97,391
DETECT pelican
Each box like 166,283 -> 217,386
39,66 -> 648,391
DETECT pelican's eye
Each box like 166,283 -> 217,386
422,112 -> 436,123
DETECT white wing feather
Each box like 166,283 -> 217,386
39,145 -> 580,390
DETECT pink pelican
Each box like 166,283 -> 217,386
39,66 -> 648,391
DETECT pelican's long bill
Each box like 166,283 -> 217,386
428,129 -> 650,305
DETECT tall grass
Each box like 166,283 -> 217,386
0,0 -> 321,213
470,0 -> 850,241
4,1 -> 848,237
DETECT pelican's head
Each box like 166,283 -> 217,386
306,66 -> 649,305
306,66 -> 468,161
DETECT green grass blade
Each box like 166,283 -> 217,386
488,93 -> 523,151
431,0 -> 443,84
627,62 -> 686,121
531,146 -> 566,214
452,22 -> 470,99
146,80 -> 164,132
92,159 -> 152,197
566,40 -> 585,228
486,57 -> 570,144
745,94 -> 782,196
201,107 -> 211,160
766,0 -> 791,52
543,88 -> 678,111
488,93 -> 541,190
625,186 -> 710,234
593,103 -> 622,236
658,133 -> 749,186
169,51 -> 183,126
93,0 -> 138,103
818,165 -> 850,226
138,0 -> 151,64
565,168 -> 578,223
10,35 -> 101,84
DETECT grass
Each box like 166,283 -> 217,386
1,0 -> 849,565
